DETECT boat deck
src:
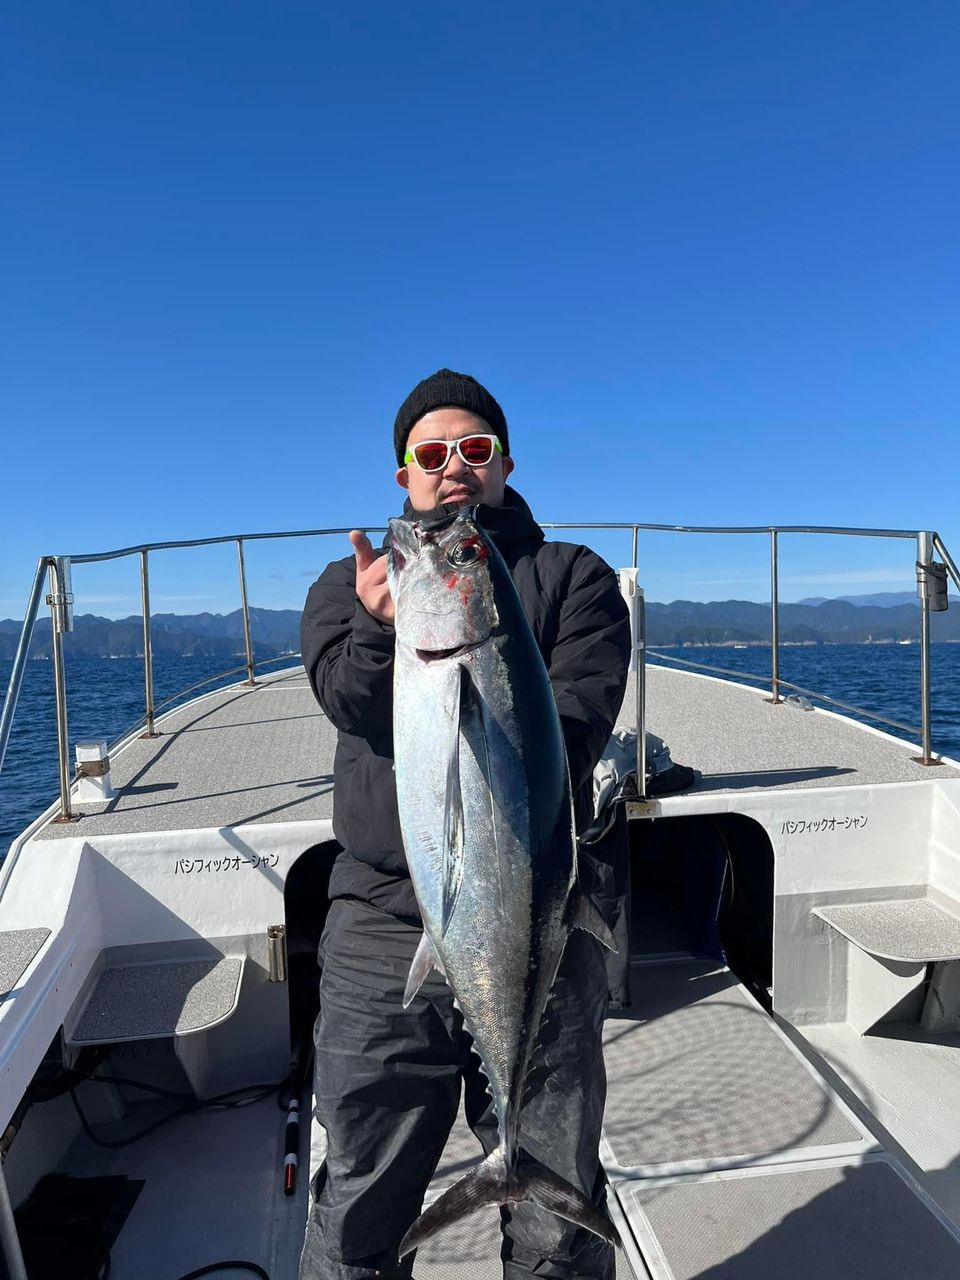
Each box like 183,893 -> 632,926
34,661 -> 959,843
629,663 -> 959,792
46,960 -> 960,1279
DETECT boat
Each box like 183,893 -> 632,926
0,519 -> 959,1279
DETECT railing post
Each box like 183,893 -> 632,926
618,569 -> 647,802
236,538 -> 256,686
631,525 -> 639,572
767,529 -> 782,704
140,549 -> 159,738
637,586 -> 647,800
0,556 -> 48,775
914,532 -> 937,765
47,557 -> 78,823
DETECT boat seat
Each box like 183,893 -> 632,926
0,928 -> 51,998
65,956 -> 244,1046
63,954 -> 246,1099
814,899 -> 960,962
814,893 -> 960,1033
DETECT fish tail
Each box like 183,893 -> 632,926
398,1149 -> 619,1259
518,1153 -> 620,1247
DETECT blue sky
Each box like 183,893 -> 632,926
2,1 -> 957,618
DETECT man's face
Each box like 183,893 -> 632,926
396,408 -> 515,513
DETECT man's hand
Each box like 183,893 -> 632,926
350,530 -> 395,625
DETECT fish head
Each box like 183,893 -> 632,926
387,509 -> 499,659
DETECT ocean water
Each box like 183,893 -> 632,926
1,645 -> 958,860
0,653 -> 302,860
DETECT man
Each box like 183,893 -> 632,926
299,370 -> 631,1279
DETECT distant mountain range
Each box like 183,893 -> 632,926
796,591 -> 919,608
0,608 -> 302,660
643,597 -> 957,646
0,592 -> 955,659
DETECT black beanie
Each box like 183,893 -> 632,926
394,369 -> 510,465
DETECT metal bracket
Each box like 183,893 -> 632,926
626,799 -> 661,820
46,557 -> 75,633
267,924 -> 287,982
77,757 -> 110,778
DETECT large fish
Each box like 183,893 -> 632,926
386,507 -> 618,1257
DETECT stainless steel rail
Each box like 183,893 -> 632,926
548,522 -> 947,769
47,558 -> 77,823
769,531 -> 781,704
62,526 -> 382,565
140,550 -> 158,738
540,522 -> 921,538
237,539 -> 256,686
0,557 -> 47,774
0,521 -> 955,824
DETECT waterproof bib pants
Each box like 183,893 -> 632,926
298,897 -> 614,1280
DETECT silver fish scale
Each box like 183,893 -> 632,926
391,518 -> 576,1162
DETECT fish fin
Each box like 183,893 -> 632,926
569,889 -> 618,952
402,933 -> 444,1009
516,1150 -> 620,1247
399,1152 -> 506,1258
398,1149 -> 619,1259
440,668 -> 467,937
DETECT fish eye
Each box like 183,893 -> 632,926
447,539 -> 482,568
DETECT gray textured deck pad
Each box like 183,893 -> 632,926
625,1161 -> 960,1280
71,957 -> 242,1042
816,898 -> 960,961
38,665 -> 338,839
621,665 -> 960,791
0,927 -> 51,996
602,964 -> 860,1169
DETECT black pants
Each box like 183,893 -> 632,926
299,898 -> 614,1280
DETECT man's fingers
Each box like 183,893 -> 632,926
349,529 -> 374,570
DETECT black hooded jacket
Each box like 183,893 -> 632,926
300,486 -> 631,921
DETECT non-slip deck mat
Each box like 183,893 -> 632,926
37,665 -> 334,839
0,927 -> 50,996
624,1161 -> 960,1280
621,666 -> 960,791
71,956 -> 242,1042
602,964 -> 860,1169
816,898 -> 960,961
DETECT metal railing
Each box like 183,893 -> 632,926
540,522 -> 959,798
0,522 -> 957,821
